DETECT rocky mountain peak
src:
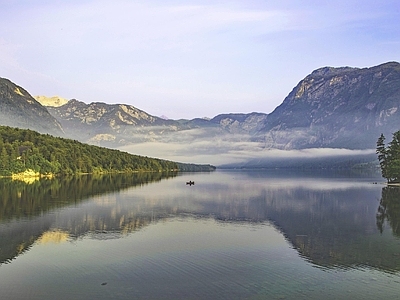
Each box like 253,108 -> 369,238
0,77 -> 64,136
309,66 -> 356,78
44,98 -> 181,144
260,62 -> 400,149
34,95 -> 69,107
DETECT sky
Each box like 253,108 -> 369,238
1,0 -> 399,120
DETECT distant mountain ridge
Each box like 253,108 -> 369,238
43,98 -> 268,146
45,99 -> 182,145
1,61 -> 400,167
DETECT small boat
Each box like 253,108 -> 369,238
186,181 -> 195,185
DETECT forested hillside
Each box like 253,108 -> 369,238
0,126 -> 214,176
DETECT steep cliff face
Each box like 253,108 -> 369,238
259,62 -> 400,149
0,78 -> 63,136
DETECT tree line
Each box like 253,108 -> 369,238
376,130 -> 400,183
0,125 -> 214,176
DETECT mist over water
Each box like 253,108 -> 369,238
117,127 -> 376,166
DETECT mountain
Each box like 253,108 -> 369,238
46,99 -> 182,146
259,62 -> 400,149
209,113 -> 268,134
180,112 -> 268,133
0,78 -> 63,136
2,61 -> 400,167
46,98 -> 269,146
41,62 -> 400,152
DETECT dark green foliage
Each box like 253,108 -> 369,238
376,186 -> 400,237
0,125 -> 209,175
376,133 -> 387,178
376,131 -> 400,183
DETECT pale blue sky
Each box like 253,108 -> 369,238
1,0 -> 399,119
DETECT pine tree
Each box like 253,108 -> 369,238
377,131 -> 400,183
376,133 -> 387,180
387,131 -> 400,183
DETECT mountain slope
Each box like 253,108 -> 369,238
180,112 -> 268,133
0,78 -> 63,136
259,62 -> 400,149
46,99 -> 182,145
209,113 -> 268,134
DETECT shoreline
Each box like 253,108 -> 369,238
0,168 -> 181,180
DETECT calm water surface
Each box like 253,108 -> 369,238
1,170 -> 400,299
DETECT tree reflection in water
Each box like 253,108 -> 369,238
2,171 -> 400,274
0,172 -> 177,221
377,186 -> 400,237
0,172 -> 178,264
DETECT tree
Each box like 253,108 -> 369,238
376,133 -> 387,179
387,131 -> 400,183
377,131 -> 400,183
0,146 -> 9,173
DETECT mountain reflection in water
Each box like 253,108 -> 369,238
1,170 -> 400,273
0,172 -> 178,264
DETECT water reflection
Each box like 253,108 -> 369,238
0,172 -> 177,222
377,185 -> 400,237
0,172 -> 178,264
1,170 -> 400,274
37,230 -> 70,244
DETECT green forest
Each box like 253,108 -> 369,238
377,130 -> 400,183
0,125 -> 215,176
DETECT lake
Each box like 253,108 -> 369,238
1,170 -> 400,299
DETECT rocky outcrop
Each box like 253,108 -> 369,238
34,95 -> 69,107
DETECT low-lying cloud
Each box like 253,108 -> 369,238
117,128 -> 376,166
